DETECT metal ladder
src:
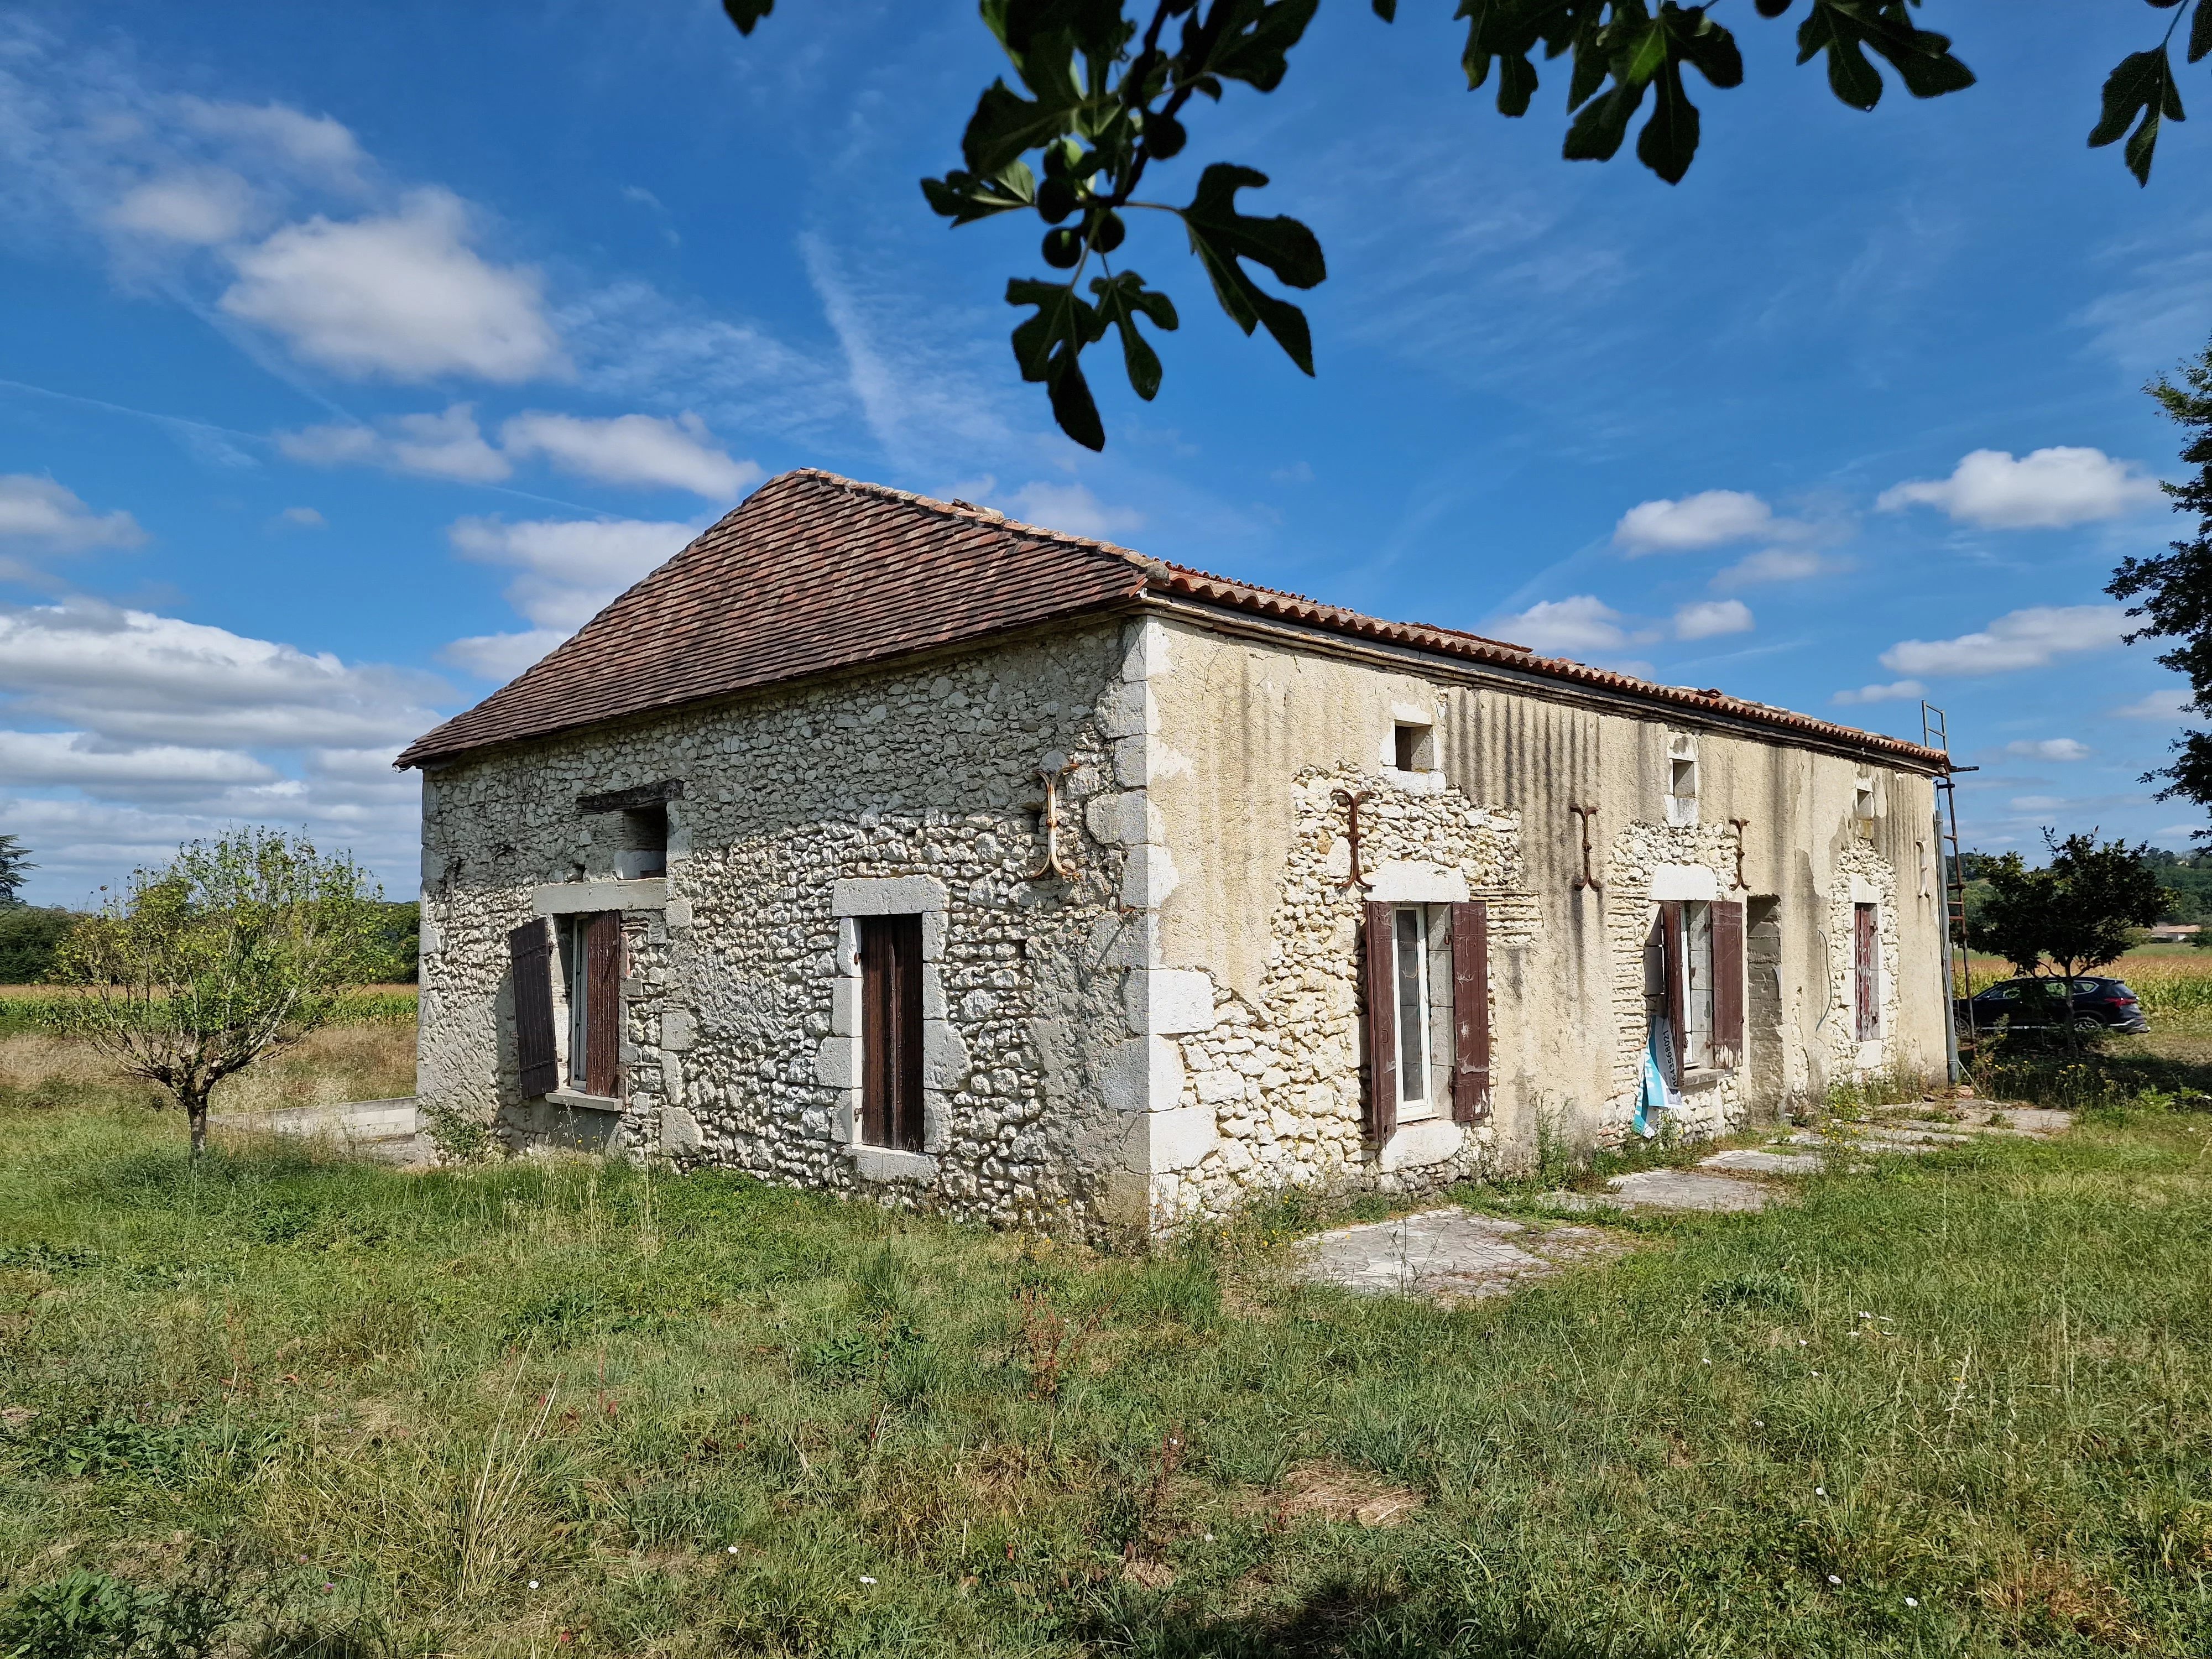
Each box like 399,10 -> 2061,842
1923,702 -> 1973,1074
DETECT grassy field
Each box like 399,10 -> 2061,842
3,1021 -> 2210,1655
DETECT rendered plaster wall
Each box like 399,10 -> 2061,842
417,619 -> 1169,1235
1137,614 -> 1948,1222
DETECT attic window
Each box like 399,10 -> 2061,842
1854,770 -> 1877,827
1394,723 -> 1434,772
618,804 -> 668,880
1667,734 -> 1699,826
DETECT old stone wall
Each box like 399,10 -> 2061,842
418,619 -> 1153,1234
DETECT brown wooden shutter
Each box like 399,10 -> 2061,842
1854,902 -> 1879,1040
1449,900 -> 1492,1124
1712,899 -> 1745,1072
1660,901 -> 1687,1081
1361,900 -> 1397,1142
860,914 -> 925,1152
509,918 -> 558,1098
585,912 -> 623,1098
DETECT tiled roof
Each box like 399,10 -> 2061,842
397,468 -> 1950,771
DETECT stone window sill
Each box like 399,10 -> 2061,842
843,1143 -> 937,1183
545,1087 -> 624,1113
1678,1067 -> 1730,1093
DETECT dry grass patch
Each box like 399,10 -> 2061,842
1272,1459 -> 1426,1529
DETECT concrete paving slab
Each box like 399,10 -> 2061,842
1699,1147 -> 1827,1176
1604,1168 -> 1780,1212
1292,1208 -> 1621,1301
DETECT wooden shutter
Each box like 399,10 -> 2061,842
860,915 -> 926,1152
1449,901 -> 1492,1124
1361,900 -> 1397,1142
509,918 -> 559,1098
585,912 -> 623,1098
1853,903 -> 1879,1040
1659,901 -> 1687,1081
1712,899 -> 1745,1072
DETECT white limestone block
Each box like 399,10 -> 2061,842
1650,862 -> 1718,900
1084,790 -> 1160,847
1122,967 -> 1217,1035
1365,860 -> 1469,904
832,875 -> 948,916
1100,1036 -> 1184,1114
1143,1105 -> 1218,1172
815,1036 -> 859,1089
1119,844 -> 1180,910
1379,1117 -> 1463,1172
660,1106 -> 703,1155
661,1009 -> 695,1052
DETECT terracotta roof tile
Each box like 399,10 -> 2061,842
397,468 -> 1949,771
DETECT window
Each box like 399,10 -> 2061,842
562,912 -> 623,1097
1653,898 -> 1744,1077
858,914 -> 924,1152
1390,906 -> 1455,1118
1394,723 -> 1433,773
1853,901 -> 1879,1039
1667,733 -> 1699,826
616,804 -> 668,879
1854,771 -> 1877,839
1362,899 -> 1490,1139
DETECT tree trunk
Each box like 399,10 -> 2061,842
186,1094 -> 208,1159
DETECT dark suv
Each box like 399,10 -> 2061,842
1955,977 -> 2147,1036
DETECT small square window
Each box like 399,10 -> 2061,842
1394,723 -> 1433,772
1666,733 -> 1699,825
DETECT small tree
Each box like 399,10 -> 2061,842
52,829 -> 393,1156
1966,830 -> 2169,1056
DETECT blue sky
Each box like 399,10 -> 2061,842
3,2 -> 2210,906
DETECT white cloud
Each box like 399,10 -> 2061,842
1880,605 -> 2128,677
2010,795 -> 2069,812
276,505 -> 325,529
1497,594 -> 1632,655
1000,481 -> 1145,540
1833,680 -> 1927,706
0,475 -> 146,551
220,189 -> 564,382
106,168 -> 254,244
278,404 -> 510,483
447,515 -> 693,632
499,410 -> 758,498
440,628 -> 570,682
2111,688 -> 2194,721
0,598 -> 445,748
1614,490 -> 1775,554
1673,598 -> 1754,640
2003,738 -> 2093,762
1876,447 -> 2163,529
0,730 -> 275,793
174,97 -> 368,185
1711,548 -> 1841,589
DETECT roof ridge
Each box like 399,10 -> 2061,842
778,466 -> 1161,577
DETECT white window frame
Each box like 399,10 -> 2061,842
1680,899 -> 1715,1071
1390,904 -> 1456,1121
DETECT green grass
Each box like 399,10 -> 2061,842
0,988 -> 417,1040
3,1098 -> 2210,1656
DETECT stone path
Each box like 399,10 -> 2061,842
1297,1099 -> 2073,1300
1291,1208 -> 1624,1302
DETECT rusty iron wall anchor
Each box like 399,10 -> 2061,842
1024,758 -> 1078,881
1332,789 -> 1374,891
1569,803 -> 1601,890
1729,817 -> 1750,890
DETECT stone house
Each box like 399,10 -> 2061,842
397,469 -> 1953,1234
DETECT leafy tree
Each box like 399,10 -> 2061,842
724,2 -> 2209,448
0,833 -> 32,905
0,906 -> 80,983
370,899 -> 424,984
50,830 -> 396,1157
1965,830 -> 2169,1055
2110,333 -> 2212,822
